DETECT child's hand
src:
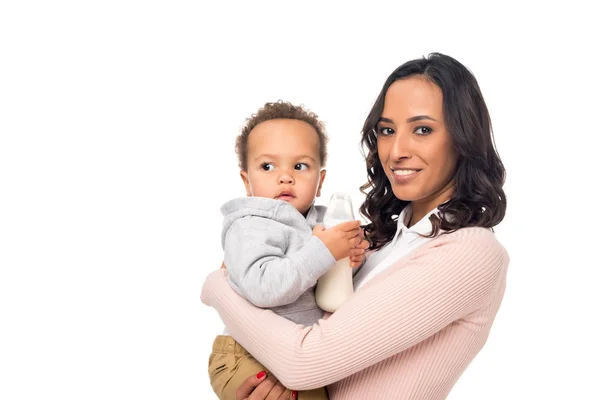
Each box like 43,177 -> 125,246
349,232 -> 369,267
312,220 -> 362,261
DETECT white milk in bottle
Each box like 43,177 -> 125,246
315,192 -> 356,312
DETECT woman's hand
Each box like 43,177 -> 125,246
235,371 -> 297,400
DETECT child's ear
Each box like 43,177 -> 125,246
316,169 -> 327,197
240,170 -> 252,196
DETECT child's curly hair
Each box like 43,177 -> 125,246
235,100 -> 328,170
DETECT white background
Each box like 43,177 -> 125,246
1,1 -> 599,399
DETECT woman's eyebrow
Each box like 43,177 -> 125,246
407,115 -> 438,123
378,115 -> 438,124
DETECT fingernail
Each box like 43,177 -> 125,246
292,391 -> 298,398
256,371 -> 266,380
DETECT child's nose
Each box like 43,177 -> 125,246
278,173 -> 294,184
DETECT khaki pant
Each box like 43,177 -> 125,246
208,335 -> 328,400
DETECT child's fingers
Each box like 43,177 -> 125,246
349,238 -> 369,249
349,248 -> 365,257
344,227 -> 361,239
336,220 -> 362,232
312,224 -> 325,233
351,236 -> 368,247
355,239 -> 369,249
349,247 -> 365,268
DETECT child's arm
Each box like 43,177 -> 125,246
224,216 -> 334,308
224,217 -> 362,308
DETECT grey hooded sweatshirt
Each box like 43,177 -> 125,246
221,197 -> 336,326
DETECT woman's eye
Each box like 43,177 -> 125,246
261,163 -> 275,171
414,126 -> 432,135
294,163 -> 309,171
377,126 -> 395,136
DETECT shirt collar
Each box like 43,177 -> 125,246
390,205 -> 439,246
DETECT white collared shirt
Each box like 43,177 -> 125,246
354,205 -> 440,290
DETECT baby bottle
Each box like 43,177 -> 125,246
315,192 -> 356,312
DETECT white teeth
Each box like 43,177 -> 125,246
393,169 -> 418,176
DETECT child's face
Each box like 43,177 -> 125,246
241,118 -> 326,215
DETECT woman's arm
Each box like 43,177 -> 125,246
202,228 -> 508,390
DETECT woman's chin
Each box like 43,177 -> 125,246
390,187 -> 420,202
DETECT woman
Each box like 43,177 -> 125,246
202,52 -> 508,400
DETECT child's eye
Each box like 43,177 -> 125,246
294,163 -> 309,171
414,126 -> 433,136
261,163 -> 275,171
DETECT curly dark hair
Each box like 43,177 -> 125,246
360,53 -> 507,250
235,100 -> 328,170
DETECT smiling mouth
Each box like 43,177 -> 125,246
392,169 -> 421,176
389,167 -> 422,182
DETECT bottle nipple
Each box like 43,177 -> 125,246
323,192 -> 355,229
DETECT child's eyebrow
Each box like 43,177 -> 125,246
254,153 -> 278,161
255,154 -> 317,162
297,155 -> 317,162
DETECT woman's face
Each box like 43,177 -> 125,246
376,77 -> 457,210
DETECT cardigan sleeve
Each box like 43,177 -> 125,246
201,228 -> 508,390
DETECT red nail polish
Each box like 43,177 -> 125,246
256,371 -> 266,379
292,391 -> 298,398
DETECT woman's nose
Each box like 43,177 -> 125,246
389,132 -> 412,160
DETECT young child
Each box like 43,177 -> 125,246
208,101 -> 366,400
